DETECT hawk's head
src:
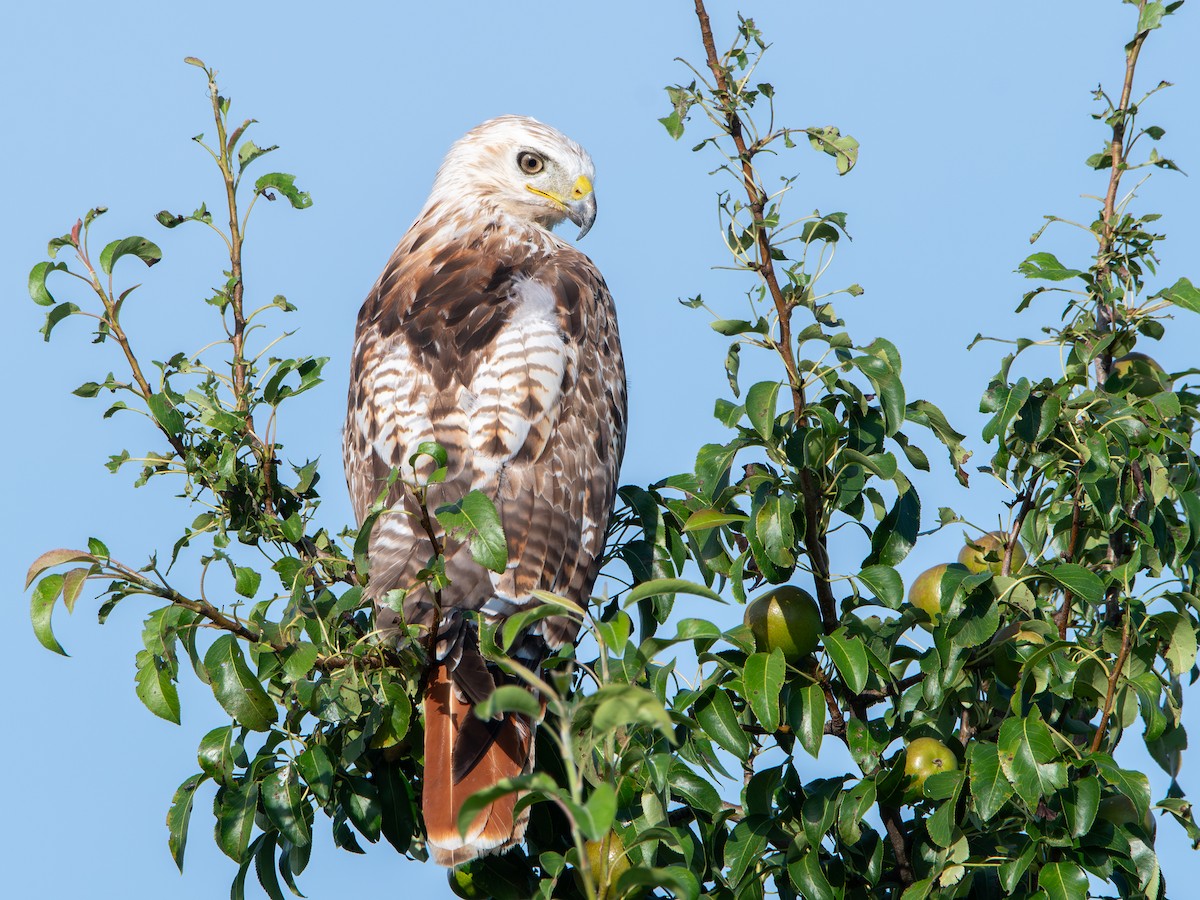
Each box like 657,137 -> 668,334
429,115 -> 598,239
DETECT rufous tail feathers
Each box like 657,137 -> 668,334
422,660 -> 533,866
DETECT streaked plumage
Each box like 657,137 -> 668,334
343,116 -> 626,865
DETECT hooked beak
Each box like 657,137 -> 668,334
528,175 -> 597,240
566,190 -> 597,240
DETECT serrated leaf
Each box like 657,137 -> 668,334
99,236 -> 162,274
1038,861 -> 1088,900
254,172 -> 313,209
681,508 -> 749,532
215,782 -> 259,862
29,260 -> 67,306
203,634 -> 277,731
1018,252 -> 1083,282
1043,563 -> 1104,604
968,742 -> 1012,821
435,490 -> 508,574
623,578 -> 724,607
31,574 -> 68,655
475,685 -> 541,720
997,712 -> 1067,807
135,649 -> 181,723
693,688 -> 750,761
743,649 -> 785,732
167,772 -> 206,871
745,380 -> 782,440
824,627 -> 869,693
857,564 -> 902,608
262,766 -> 313,848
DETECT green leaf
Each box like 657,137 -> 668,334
857,564 -> 902,608
254,172 -> 313,209
614,867 -> 700,900
824,627 -> 869,693
1018,251 -> 1083,282
1037,861 -> 1088,900
253,834 -> 286,900
789,848 -> 837,900
296,746 -> 334,805
659,110 -> 684,140
233,566 -> 261,599
29,260 -> 67,306
203,634 -> 277,732
745,380 -> 781,440
982,377 -> 1031,443
475,685 -> 541,720
262,766 -> 313,848
135,649 -> 181,723
589,684 -> 673,737
198,726 -> 239,785
864,486 -> 920,567
669,763 -> 722,815
725,816 -> 772,885
435,490 -> 508,574
623,577 -> 724,607
167,773 -> 206,871
581,782 -> 617,840
339,775 -> 381,841
237,140 -> 278,172
743,649 -> 785,732
1042,563 -> 1104,604
693,688 -> 750,761
374,764 -> 415,854
1158,276 -> 1200,313
282,642 -> 320,681
146,392 -> 185,435
31,573 -> 68,655
99,236 -> 162,274
997,712 -> 1067,807
215,782 -> 259,862
41,300 -> 80,341
967,742 -> 1012,822
681,508 -> 749,532
789,682 -> 826,758
906,399 -> 971,487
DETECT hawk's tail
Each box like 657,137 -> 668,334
422,660 -> 534,866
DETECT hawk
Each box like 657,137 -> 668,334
343,116 -> 626,866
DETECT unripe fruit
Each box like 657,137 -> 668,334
958,531 -> 1026,575
577,831 -> 632,900
744,585 -> 822,663
908,563 -> 969,630
904,737 -> 959,794
1111,352 -> 1172,397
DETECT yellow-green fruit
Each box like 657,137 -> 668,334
1112,352 -> 1172,397
448,868 -> 486,900
581,831 -> 632,900
744,585 -> 822,663
958,531 -> 1027,575
1098,795 -> 1157,838
908,564 -> 969,630
905,737 -> 959,794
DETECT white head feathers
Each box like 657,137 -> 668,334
425,116 -> 598,239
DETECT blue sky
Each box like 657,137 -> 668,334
4,2 -> 1199,898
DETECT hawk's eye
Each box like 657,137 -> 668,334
517,151 -> 545,175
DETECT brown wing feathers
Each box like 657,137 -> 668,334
344,193 -> 625,865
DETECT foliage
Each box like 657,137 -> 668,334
23,3 -> 1200,899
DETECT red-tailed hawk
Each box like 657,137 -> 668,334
343,116 -> 626,865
